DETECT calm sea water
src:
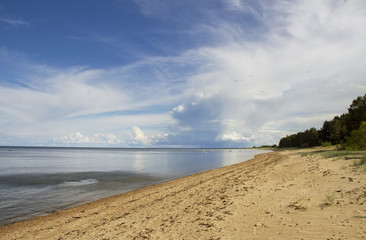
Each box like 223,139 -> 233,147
0,147 -> 270,225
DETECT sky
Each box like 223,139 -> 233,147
0,0 -> 365,148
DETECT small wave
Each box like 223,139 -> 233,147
59,179 -> 98,187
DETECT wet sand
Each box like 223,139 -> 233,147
0,149 -> 365,239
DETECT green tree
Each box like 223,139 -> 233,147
306,127 -> 321,147
279,135 -> 292,148
279,94 -> 366,148
328,116 -> 346,144
348,94 -> 366,132
278,128 -> 321,148
344,121 -> 366,151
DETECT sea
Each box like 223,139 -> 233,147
0,147 -> 270,225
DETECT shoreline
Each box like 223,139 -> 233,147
0,148 -> 268,227
1,151 -> 270,226
1,149 -> 364,239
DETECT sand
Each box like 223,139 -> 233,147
0,149 -> 365,239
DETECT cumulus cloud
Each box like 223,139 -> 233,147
162,0 -> 366,146
129,126 -> 151,146
53,132 -> 123,146
53,132 -> 92,144
128,126 -> 169,146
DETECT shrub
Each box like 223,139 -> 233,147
344,122 -> 366,151
322,141 -> 332,147
353,157 -> 366,167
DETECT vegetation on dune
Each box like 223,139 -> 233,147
252,145 -> 278,149
302,149 -> 366,160
278,94 -> 366,150
344,122 -> 366,151
301,148 -> 366,170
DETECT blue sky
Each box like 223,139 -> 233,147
0,0 -> 366,147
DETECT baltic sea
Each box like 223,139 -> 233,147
0,147 -> 270,225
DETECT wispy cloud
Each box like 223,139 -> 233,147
0,48 -> 176,146
0,17 -> 29,27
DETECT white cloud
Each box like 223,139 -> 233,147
172,104 -> 185,113
0,51 -> 175,146
129,126 -> 151,146
53,132 -> 91,144
92,133 -> 123,145
53,132 -> 123,145
128,126 -> 170,146
216,131 -> 253,142
165,0 -> 366,146
0,68 -> 130,130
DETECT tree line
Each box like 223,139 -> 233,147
278,94 -> 366,149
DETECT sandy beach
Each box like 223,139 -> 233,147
0,148 -> 365,239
